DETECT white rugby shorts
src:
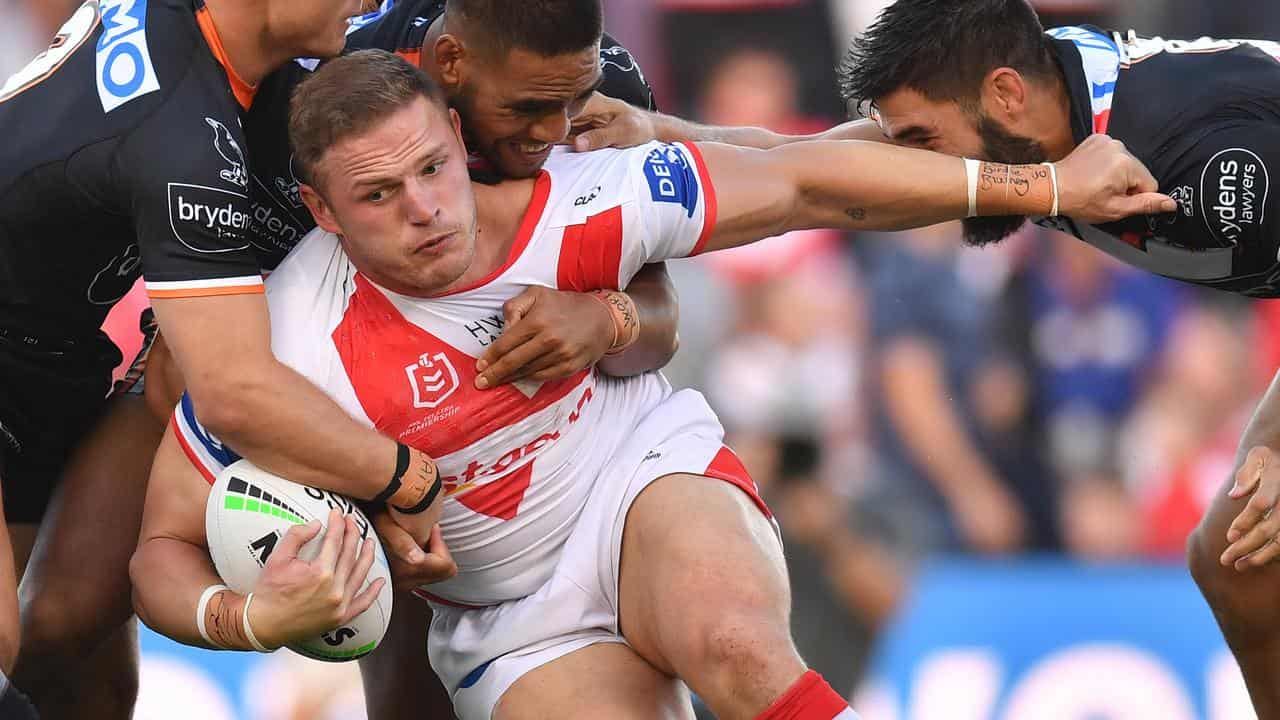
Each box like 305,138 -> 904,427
421,389 -> 778,720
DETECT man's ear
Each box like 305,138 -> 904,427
981,67 -> 1029,121
433,33 -> 466,91
448,107 -> 467,153
300,183 -> 341,235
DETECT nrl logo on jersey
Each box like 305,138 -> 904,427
206,117 -> 248,189
405,352 -> 460,409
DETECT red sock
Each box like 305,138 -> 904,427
753,670 -> 857,720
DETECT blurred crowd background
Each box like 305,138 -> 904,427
3,0 -> 1277,717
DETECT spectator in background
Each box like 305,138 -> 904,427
861,224 -> 1057,561
1023,234 -> 1186,481
0,0 -> 49,77
1014,234 -> 1187,562
655,0 -> 842,117
1120,304 -> 1255,559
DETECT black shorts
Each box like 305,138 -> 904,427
0,326 -> 119,524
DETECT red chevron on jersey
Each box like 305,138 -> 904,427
450,459 -> 533,520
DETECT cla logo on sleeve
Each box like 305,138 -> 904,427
206,118 -> 248,189
643,144 -> 699,218
167,183 -> 251,253
1200,148 -> 1270,246
405,352 -> 460,409
96,0 -> 160,113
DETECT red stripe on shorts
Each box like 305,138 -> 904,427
172,422 -> 216,485
704,446 -> 772,518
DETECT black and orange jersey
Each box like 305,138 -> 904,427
242,0 -> 658,270
1040,27 -> 1280,296
0,0 -> 270,345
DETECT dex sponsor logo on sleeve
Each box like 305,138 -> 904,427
96,0 -> 160,113
1201,148 -> 1270,246
168,183 -> 252,253
644,144 -> 699,218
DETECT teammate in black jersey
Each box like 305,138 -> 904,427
0,1 -> 432,717
827,0 -> 1280,714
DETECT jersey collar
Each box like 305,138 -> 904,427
194,3 -> 258,111
1046,26 -> 1122,142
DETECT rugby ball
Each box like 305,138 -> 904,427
205,459 -> 393,662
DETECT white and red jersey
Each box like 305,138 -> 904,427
175,141 -> 718,605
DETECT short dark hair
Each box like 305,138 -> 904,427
838,0 -> 1057,116
445,0 -> 603,58
289,49 -> 448,188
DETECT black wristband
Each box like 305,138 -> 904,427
393,474 -> 443,515
371,442 -> 411,505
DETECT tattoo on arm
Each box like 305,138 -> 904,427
845,207 -> 867,221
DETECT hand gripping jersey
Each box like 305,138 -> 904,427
176,141 -> 721,606
1041,26 -> 1280,296
0,0 -> 266,343
242,0 -> 658,271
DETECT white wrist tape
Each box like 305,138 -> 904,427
241,592 -> 271,653
1043,162 -> 1060,217
196,584 -> 228,648
964,158 -> 980,217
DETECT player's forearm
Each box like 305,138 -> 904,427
1236,371 -> 1280,465
700,141 -> 1056,252
653,114 -> 886,150
196,361 -> 395,501
651,113 -> 794,149
131,537 -> 248,651
598,263 -> 679,377
787,142 -> 1051,232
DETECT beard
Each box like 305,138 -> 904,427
961,114 -> 1050,248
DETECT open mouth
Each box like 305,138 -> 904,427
512,141 -> 552,162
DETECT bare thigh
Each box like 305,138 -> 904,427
494,642 -> 693,720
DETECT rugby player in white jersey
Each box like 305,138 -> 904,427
131,50 -> 1170,719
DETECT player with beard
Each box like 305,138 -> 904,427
830,1 -> 1280,715
836,1 -> 1280,291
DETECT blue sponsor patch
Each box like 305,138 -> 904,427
96,0 -> 160,112
643,145 -> 699,218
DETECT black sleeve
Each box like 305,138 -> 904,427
1139,120 -> 1280,292
121,90 -> 264,296
599,33 -> 657,112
